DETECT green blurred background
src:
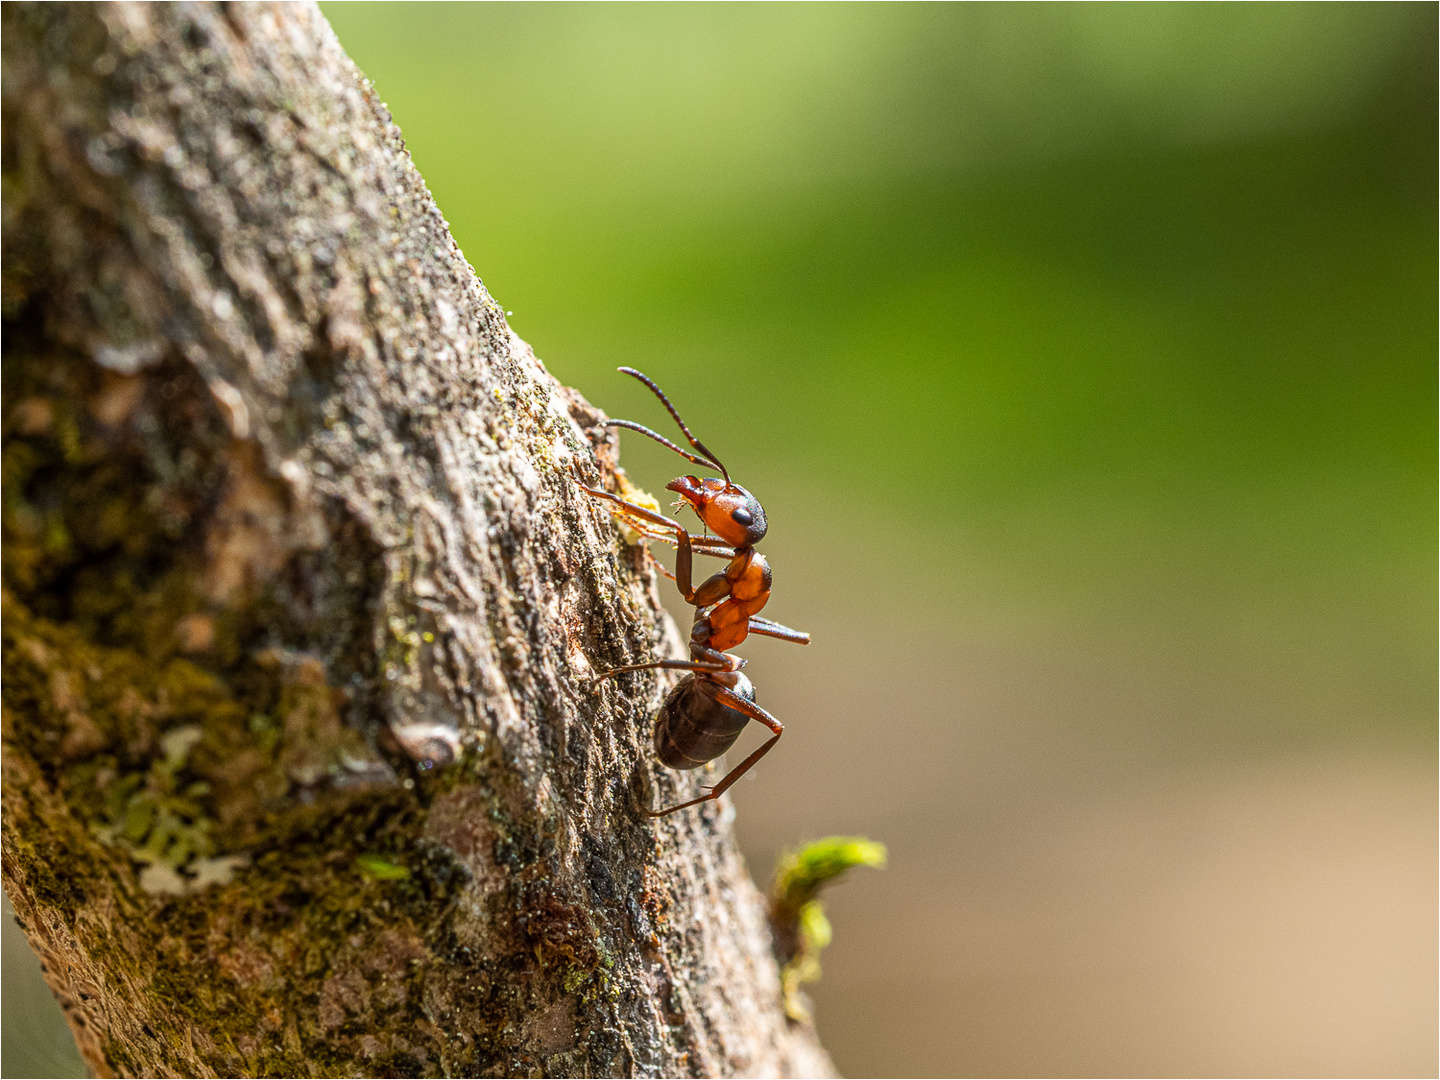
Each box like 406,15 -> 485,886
5,3 -> 1434,1076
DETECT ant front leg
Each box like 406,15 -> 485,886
575,482 -> 682,533
648,686 -> 784,818
575,481 -> 704,602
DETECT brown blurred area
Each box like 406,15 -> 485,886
806,754 -> 1433,1076
708,518 -> 1436,1075
730,609 -> 1435,1076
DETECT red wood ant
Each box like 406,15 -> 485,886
578,367 -> 809,817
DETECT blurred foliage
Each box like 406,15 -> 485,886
771,835 -> 889,917
325,2 -> 1432,492
323,2 -> 1436,754
769,836 -> 887,1022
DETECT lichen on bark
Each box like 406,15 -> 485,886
0,3 -> 833,1076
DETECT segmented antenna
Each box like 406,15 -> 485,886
614,366 -> 730,486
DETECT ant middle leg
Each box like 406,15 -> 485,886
591,658 -> 738,684
746,616 -> 811,646
641,533 -> 736,558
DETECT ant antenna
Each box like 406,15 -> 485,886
606,419 -> 721,475
615,367 -> 731,486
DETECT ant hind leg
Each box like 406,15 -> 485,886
646,688 -> 783,817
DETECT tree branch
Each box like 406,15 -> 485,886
0,3 -> 833,1075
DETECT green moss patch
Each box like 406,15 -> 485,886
768,835 -> 886,1023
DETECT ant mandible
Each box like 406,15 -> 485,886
577,367 -> 810,817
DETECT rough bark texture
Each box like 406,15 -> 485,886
0,4 -> 834,1076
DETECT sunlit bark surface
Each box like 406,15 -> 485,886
0,4 -> 833,1076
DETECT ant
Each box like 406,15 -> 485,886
577,367 -> 810,817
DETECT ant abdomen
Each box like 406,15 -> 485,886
655,673 -> 756,770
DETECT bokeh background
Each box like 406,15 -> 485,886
5,4 -> 1434,1076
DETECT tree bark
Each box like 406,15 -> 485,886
0,3 -> 834,1076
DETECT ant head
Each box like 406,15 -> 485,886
667,476 -> 767,548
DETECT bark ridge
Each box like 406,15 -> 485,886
0,3 -> 833,1076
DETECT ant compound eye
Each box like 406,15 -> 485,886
730,507 -> 754,527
